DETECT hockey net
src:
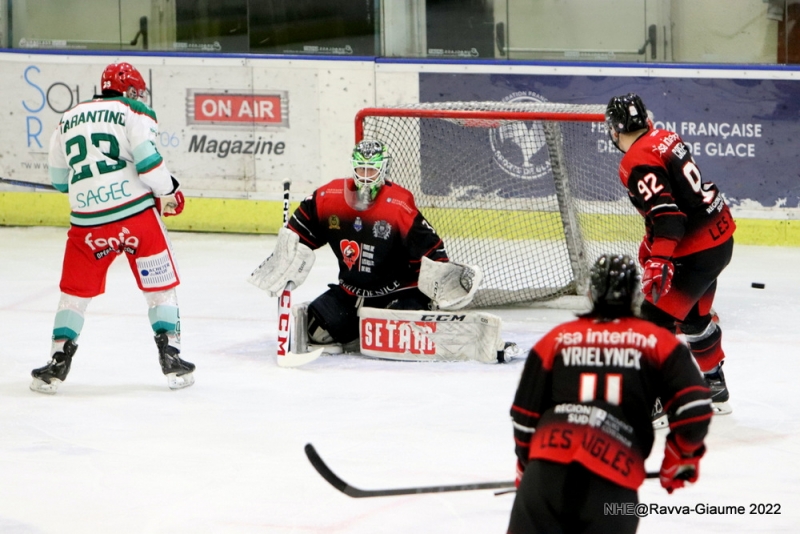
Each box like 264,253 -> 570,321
355,102 -> 643,308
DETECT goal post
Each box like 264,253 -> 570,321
355,102 -> 643,308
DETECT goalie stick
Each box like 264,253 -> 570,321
275,180 -> 324,368
304,443 -> 515,498
0,177 -> 57,190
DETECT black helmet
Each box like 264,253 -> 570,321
605,93 -> 649,134
589,254 -> 640,317
605,93 -> 649,151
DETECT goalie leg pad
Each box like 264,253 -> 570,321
248,227 -> 315,296
418,257 -> 483,310
308,286 -> 359,344
358,306 -> 503,363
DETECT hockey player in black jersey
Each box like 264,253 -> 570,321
249,140 -> 485,357
606,93 -> 735,415
507,254 -> 712,534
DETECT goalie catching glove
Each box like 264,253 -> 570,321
418,257 -> 483,310
248,227 -> 315,296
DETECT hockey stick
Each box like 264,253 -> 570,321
0,177 -> 57,190
304,443 -> 515,498
275,180 -> 324,368
493,470 -> 660,496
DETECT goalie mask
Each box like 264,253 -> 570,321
346,139 -> 390,211
101,62 -> 147,101
589,254 -> 640,317
605,93 -> 650,151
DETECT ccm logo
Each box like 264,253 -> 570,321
361,318 -> 436,354
419,314 -> 465,322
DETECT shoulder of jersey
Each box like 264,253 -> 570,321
621,128 -> 675,171
379,181 -> 416,203
317,178 -> 348,194
94,96 -> 158,121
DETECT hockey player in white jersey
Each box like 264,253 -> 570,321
30,62 -> 194,393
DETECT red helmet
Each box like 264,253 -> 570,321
101,62 -> 146,100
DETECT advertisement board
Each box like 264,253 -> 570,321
3,54 -> 373,202
419,71 -> 800,209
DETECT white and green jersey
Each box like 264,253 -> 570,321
48,96 -> 174,227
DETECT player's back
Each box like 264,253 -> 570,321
526,315 -> 690,489
620,128 -> 735,255
51,96 -> 162,224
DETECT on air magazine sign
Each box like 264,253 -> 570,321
0,53 -> 373,200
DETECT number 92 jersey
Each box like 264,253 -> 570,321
618,128 -> 735,257
48,95 -> 175,227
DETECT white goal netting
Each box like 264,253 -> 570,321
356,102 -> 643,307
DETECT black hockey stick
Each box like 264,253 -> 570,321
0,177 -> 56,190
304,443 -> 515,498
493,470 -> 660,496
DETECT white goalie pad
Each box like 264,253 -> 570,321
248,227 -> 315,297
418,257 -> 483,310
358,306 -> 504,363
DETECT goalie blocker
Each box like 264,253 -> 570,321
358,306 -> 506,363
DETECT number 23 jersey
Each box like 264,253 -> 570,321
48,95 -> 175,227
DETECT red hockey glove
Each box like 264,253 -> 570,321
642,256 -> 674,303
155,191 -> 185,217
638,239 -> 652,267
660,435 -> 705,494
515,459 -> 525,488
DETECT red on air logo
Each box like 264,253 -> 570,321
187,90 -> 289,128
361,318 -> 436,355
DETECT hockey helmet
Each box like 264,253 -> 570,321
346,139 -> 390,211
101,62 -> 147,100
605,93 -> 650,150
589,254 -> 640,316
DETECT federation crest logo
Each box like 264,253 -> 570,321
328,215 -> 340,230
354,217 -> 363,232
373,220 -> 392,240
489,91 -> 552,181
340,240 -> 360,270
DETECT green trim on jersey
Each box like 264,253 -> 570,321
104,96 -> 158,121
49,167 -> 70,193
133,141 -> 164,174
70,194 -> 155,226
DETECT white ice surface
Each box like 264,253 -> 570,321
1,226 -> 799,533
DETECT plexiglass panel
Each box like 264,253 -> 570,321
3,0 -> 795,65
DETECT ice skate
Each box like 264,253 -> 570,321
155,333 -> 195,390
30,340 -> 78,394
705,362 -> 731,415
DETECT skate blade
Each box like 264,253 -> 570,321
167,372 -> 195,390
30,377 -> 60,394
712,401 -> 732,415
651,414 -> 669,430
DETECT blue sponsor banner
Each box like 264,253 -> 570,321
420,73 -> 800,208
